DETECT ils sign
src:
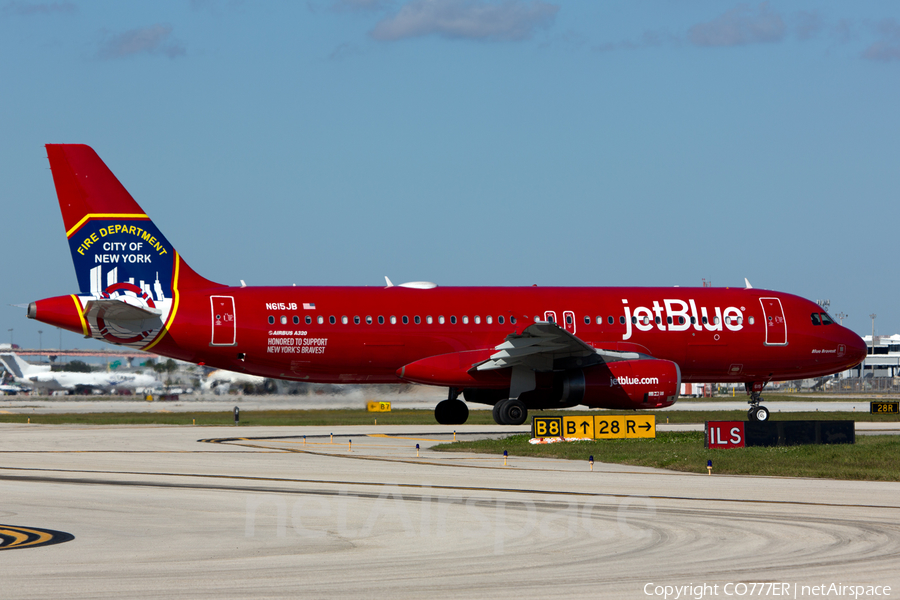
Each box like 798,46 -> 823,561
532,415 -> 655,439
706,421 -> 745,448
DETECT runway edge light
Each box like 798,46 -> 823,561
707,460 -> 712,475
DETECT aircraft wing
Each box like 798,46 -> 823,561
474,322 -> 644,372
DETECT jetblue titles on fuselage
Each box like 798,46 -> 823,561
621,298 -> 743,340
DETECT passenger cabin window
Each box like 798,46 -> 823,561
474,316 -> 480,324
811,313 -> 821,326
566,315 -> 573,325
293,316 -> 300,325
426,316 -> 433,324
510,316 -> 517,324
415,316 -> 421,324
821,313 -> 834,325
281,316 -> 288,325
354,316 -> 360,324
690,317 -> 696,324
608,316 -> 613,325
666,316 -> 672,325
748,316 -> 754,325
439,316 -> 445,324
632,316 -> 637,324
702,316 -> 708,324
390,316 -> 396,324
462,316 -> 469,324
584,316 -> 590,325
366,316 -> 373,324
317,316 -> 324,324
402,316 -> 409,324
619,316 -> 625,324
305,315 -> 311,325
378,316 -> 384,324
486,316 -> 492,324
450,316 -> 457,324
498,316 -> 504,324
268,316 -> 275,324
329,316 -> 336,324
342,316 -> 348,324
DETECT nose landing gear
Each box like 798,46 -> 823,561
746,383 -> 770,422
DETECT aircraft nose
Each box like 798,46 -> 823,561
844,329 -> 868,366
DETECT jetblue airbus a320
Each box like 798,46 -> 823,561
27,145 -> 867,425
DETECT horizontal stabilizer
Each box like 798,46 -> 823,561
84,299 -> 162,321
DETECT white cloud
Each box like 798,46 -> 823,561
688,2 -> 785,47
794,10 -> 823,41
97,24 -> 186,60
1,1 -> 76,16
862,18 -> 900,62
370,0 -> 558,42
331,0 -> 392,11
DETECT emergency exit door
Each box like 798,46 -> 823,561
211,296 -> 237,346
759,297 -> 787,346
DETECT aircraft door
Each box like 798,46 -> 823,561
543,311 -> 557,324
759,297 -> 787,346
563,310 -> 576,334
211,296 -> 237,346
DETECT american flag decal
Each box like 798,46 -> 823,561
303,303 -> 316,310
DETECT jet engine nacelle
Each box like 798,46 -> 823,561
562,359 -> 681,410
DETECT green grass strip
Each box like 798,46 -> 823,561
434,431 -> 900,481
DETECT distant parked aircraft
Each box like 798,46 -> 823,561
200,369 -> 267,395
0,353 -> 160,394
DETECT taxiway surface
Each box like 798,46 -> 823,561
1,423 -> 898,599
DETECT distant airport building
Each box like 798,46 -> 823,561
851,334 -> 900,378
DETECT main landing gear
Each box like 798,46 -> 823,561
434,388 -> 469,425
746,385 -> 770,422
492,398 -> 528,426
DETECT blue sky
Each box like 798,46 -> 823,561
1,0 -> 898,352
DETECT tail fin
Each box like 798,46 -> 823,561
0,353 -> 50,378
46,144 -> 218,298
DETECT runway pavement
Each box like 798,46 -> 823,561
0,423 -> 898,599
0,392 -> 886,414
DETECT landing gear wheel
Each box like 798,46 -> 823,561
746,386 -> 769,422
500,399 -> 528,426
492,401 -> 506,425
435,399 -> 469,425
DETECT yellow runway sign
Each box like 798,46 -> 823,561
562,416 -> 594,439
532,415 -> 656,439
366,401 -> 392,412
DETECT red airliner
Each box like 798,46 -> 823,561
28,145 -> 867,425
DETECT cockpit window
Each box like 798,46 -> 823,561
821,312 -> 834,325
811,313 -> 821,326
